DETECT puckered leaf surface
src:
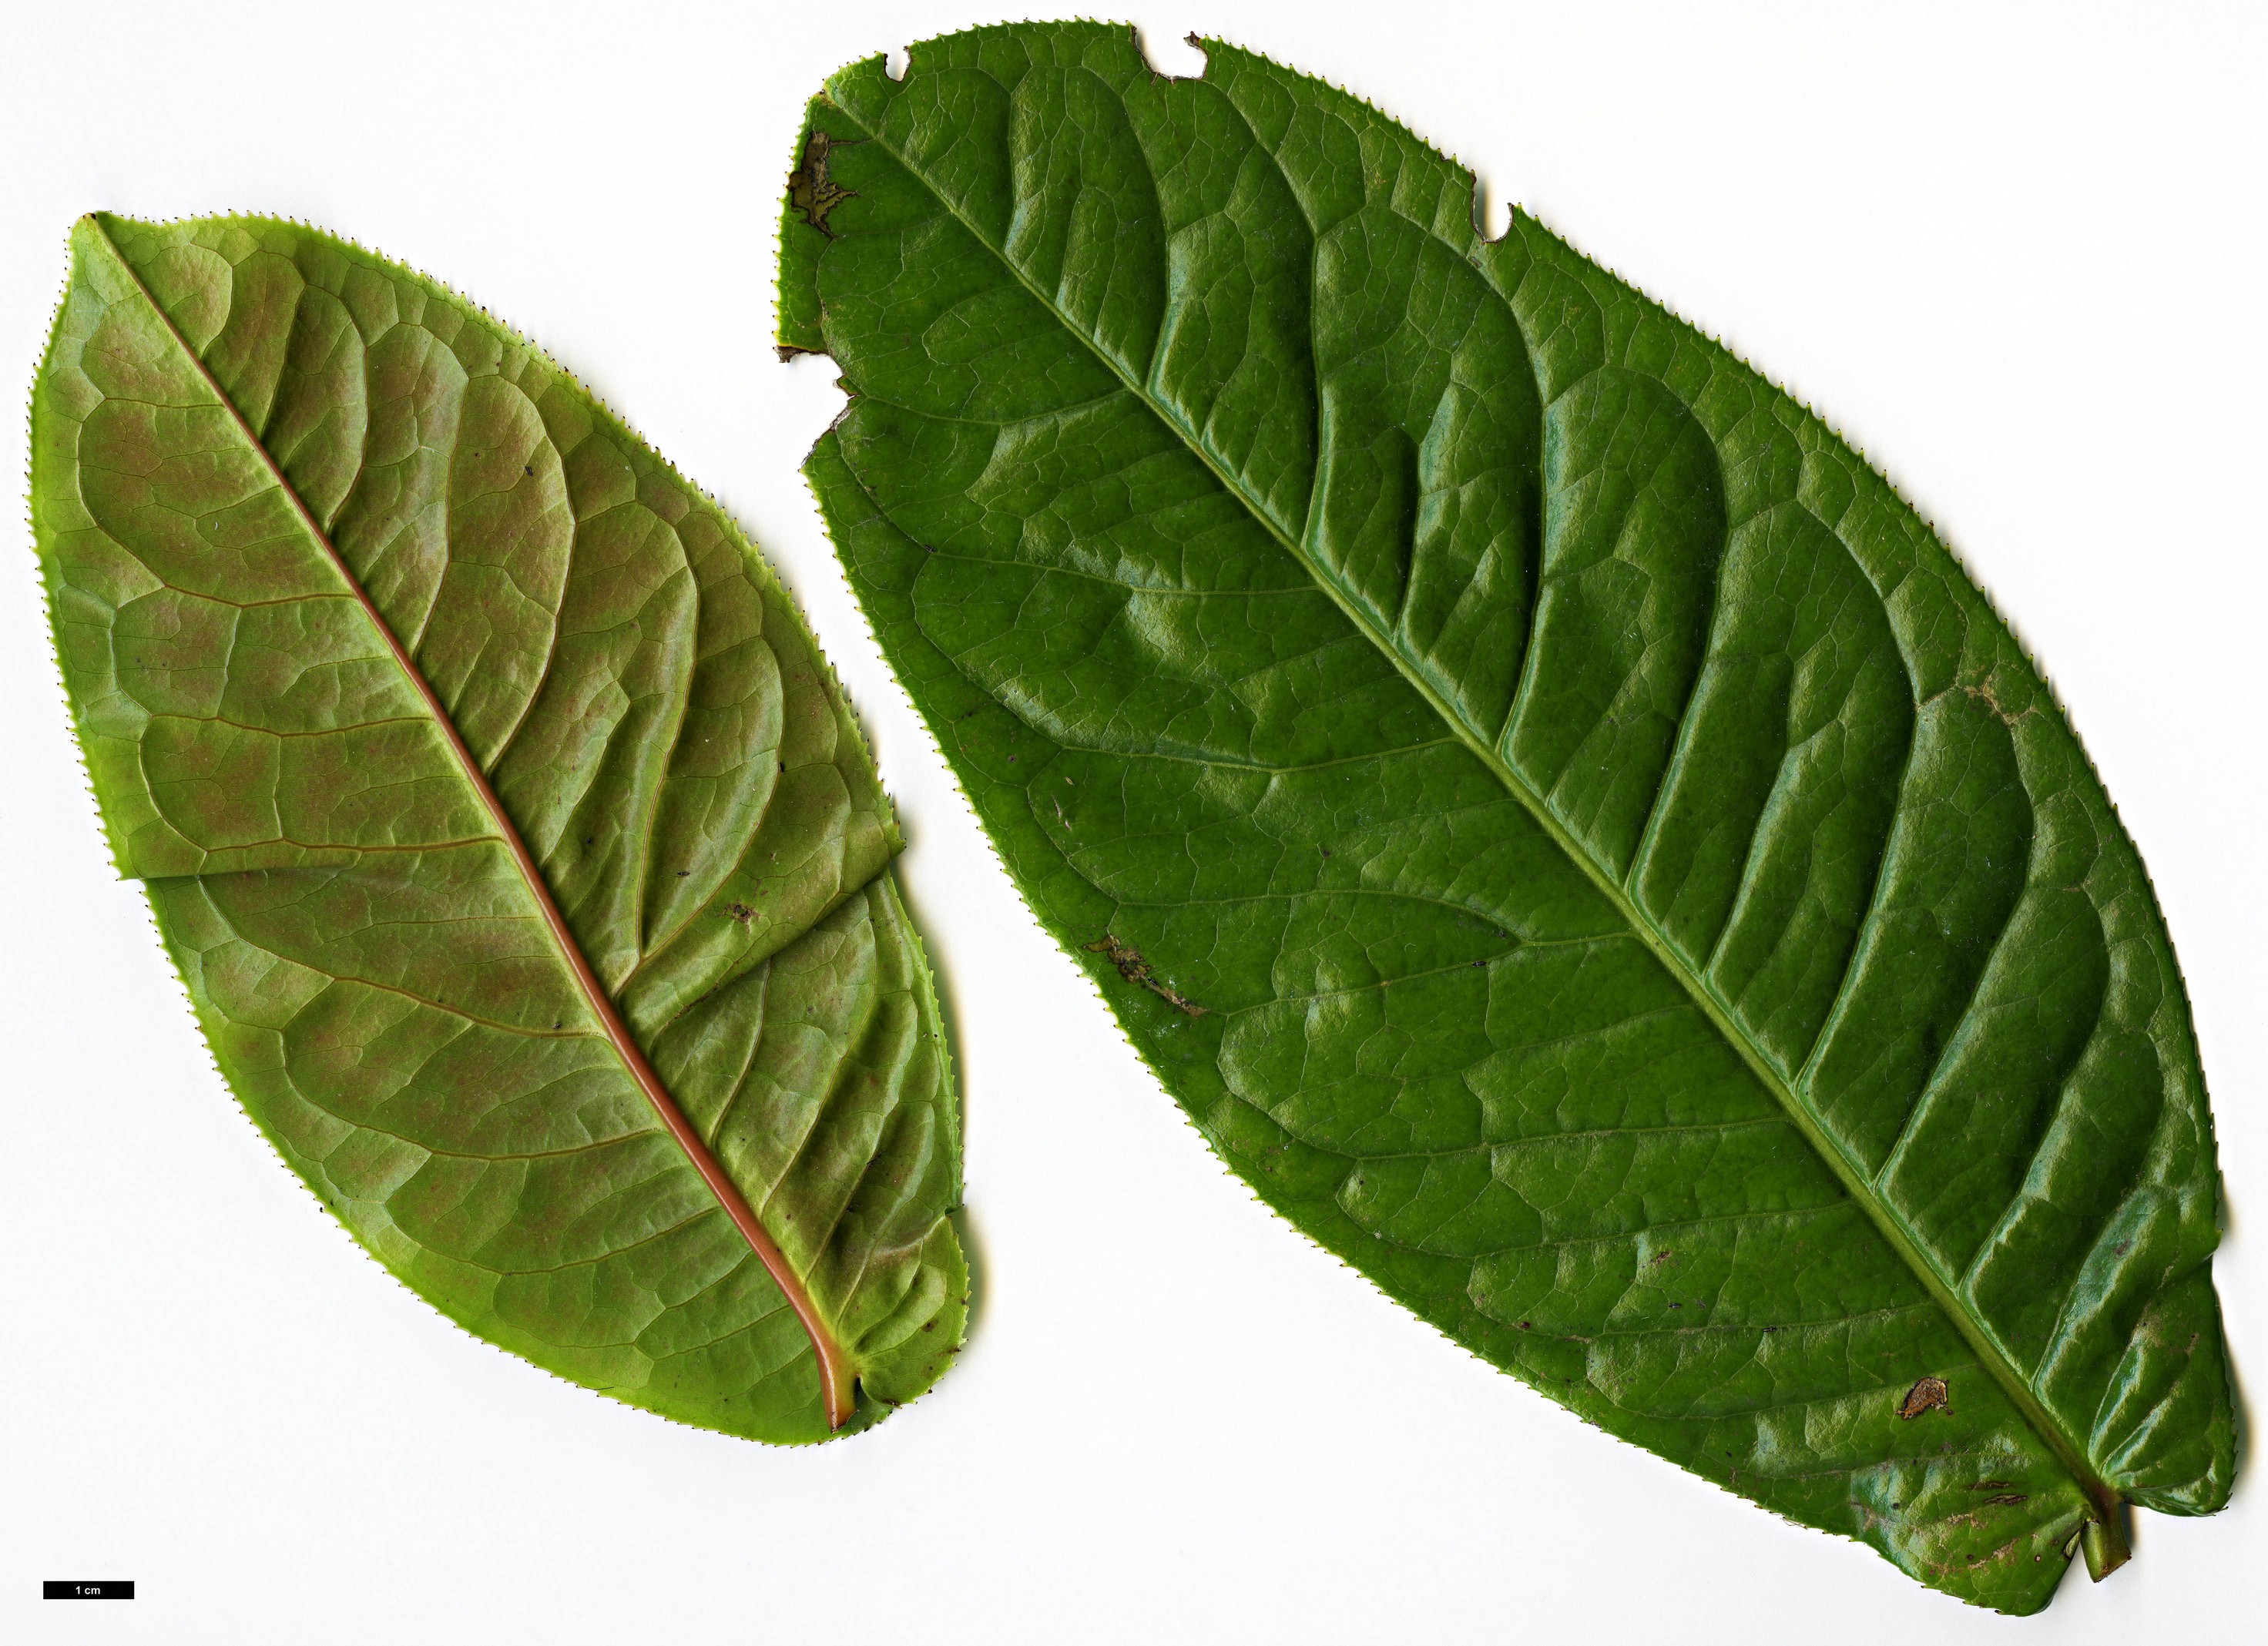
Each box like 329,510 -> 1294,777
780,22 -> 2233,1603
35,213 -> 965,1443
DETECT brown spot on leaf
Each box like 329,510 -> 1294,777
787,129 -> 857,237
724,901 -> 756,924
1084,934 -> 1207,1016
1897,1376 -> 1950,1419
1951,672 -> 2038,730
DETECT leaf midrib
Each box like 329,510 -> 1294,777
88,216 -> 857,1430
827,94 -> 2119,1513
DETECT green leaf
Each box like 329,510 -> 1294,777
780,22 -> 2235,1602
33,213 -> 966,1444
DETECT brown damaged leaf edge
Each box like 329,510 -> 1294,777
787,129 -> 858,239
82,216 -> 859,1431
779,132 -> 861,364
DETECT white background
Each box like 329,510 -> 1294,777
2,2 -> 2260,1640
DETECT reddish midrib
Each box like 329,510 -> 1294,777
96,218 -> 857,1430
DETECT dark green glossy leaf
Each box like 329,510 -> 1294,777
34,213 -> 965,1444
780,22 -> 2234,1603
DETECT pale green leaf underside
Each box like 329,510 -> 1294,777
781,22 -> 2233,1603
35,213 -> 965,1443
